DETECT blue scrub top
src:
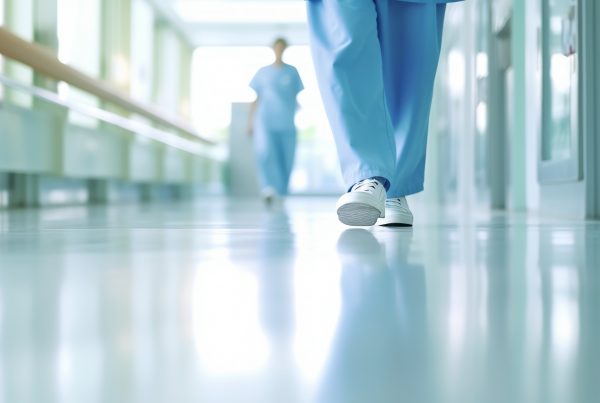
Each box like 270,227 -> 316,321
250,64 -> 304,132
305,0 -> 462,2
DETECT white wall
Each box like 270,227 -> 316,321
228,103 -> 260,197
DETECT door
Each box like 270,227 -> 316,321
488,7 -> 511,210
536,0 -> 594,218
538,0 -> 580,183
581,0 -> 600,217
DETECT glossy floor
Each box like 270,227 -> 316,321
0,197 -> 599,403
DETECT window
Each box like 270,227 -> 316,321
154,26 -> 181,115
57,0 -> 101,126
539,0 -> 580,182
0,0 -> 5,100
3,0 -> 34,107
130,0 -> 155,103
542,0 -> 577,162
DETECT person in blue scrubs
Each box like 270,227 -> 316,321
307,0 -> 461,226
248,37 -> 304,205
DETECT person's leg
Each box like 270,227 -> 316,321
375,1 -> 447,198
279,130 -> 297,195
307,0 -> 396,190
255,128 -> 284,197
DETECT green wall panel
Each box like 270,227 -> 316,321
0,105 -> 60,173
162,147 -> 188,183
128,136 -> 162,182
62,124 -> 127,179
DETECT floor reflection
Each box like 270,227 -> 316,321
0,199 -> 599,403
316,228 -> 432,403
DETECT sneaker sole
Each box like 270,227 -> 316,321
377,213 -> 414,227
337,203 -> 382,227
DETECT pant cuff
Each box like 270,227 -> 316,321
344,169 -> 394,193
388,182 -> 424,198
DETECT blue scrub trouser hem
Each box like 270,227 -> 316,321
344,169 -> 394,193
388,182 -> 424,198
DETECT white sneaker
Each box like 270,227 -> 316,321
336,178 -> 386,226
262,187 -> 278,206
377,197 -> 413,226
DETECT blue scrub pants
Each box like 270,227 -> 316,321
308,0 -> 446,197
254,127 -> 297,196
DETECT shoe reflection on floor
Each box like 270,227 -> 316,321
316,228 -> 434,403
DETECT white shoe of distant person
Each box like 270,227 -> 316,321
262,187 -> 278,206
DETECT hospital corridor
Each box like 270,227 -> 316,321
1,1 -> 599,402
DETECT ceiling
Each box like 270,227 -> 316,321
150,0 -> 309,47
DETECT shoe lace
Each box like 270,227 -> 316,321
352,179 -> 380,192
386,197 -> 409,210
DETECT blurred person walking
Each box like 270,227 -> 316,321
307,0 -> 461,226
248,37 -> 304,205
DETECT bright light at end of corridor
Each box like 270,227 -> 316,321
191,46 -> 273,136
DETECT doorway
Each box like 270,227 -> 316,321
581,0 -> 600,217
535,0 -> 597,218
488,12 -> 512,210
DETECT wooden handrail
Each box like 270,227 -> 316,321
0,27 -> 214,145
0,74 -> 226,159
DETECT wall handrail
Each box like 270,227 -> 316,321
0,27 -> 214,145
0,74 -> 225,160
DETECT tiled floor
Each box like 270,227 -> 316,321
0,197 -> 598,403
